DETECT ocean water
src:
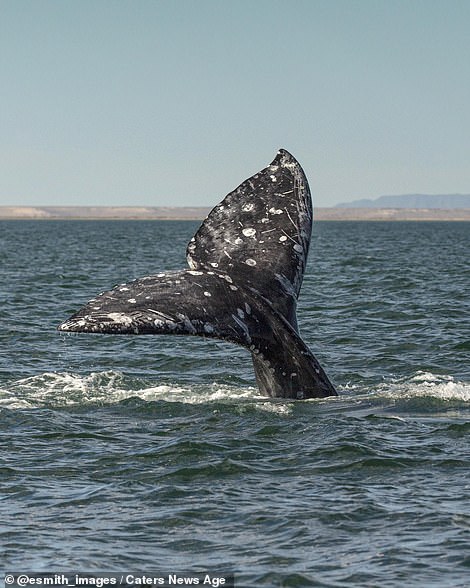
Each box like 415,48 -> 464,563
1,220 -> 469,587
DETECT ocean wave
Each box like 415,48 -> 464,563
340,371 -> 470,402
0,370 -> 266,410
0,370 -> 468,414
378,371 -> 470,402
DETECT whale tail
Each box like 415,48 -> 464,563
58,149 -> 337,399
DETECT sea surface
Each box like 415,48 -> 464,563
1,220 -> 469,587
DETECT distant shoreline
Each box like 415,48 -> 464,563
1,206 -> 470,221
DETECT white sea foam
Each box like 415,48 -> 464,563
340,371 -> 470,403
1,370 -> 467,413
0,370 -> 266,409
256,401 -> 293,415
0,395 -> 32,410
378,372 -> 470,402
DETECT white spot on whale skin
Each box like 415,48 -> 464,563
245,258 -> 257,266
279,235 -> 288,242
244,303 -> 251,314
270,175 -> 277,182
119,287 -> 130,292
294,243 -> 303,253
242,228 -> 256,238
210,262 -> 219,268
229,285 -> 238,291
107,313 -> 134,326
204,291 -> 212,297
188,270 -> 204,276
128,298 -> 137,304
269,207 -> 283,215
242,203 -> 254,212
204,323 -> 214,334
237,308 -> 245,318
187,256 -> 197,270
234,237 -> 244,245
261,218 -> 269,223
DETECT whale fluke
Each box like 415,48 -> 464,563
58,149 -> 337,399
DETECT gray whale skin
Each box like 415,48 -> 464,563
58,149 -> 337,400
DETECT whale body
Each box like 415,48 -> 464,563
58,149 -> 337,399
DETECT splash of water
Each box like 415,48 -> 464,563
1,370 -> 468,415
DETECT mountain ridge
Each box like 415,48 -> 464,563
336,194 -> 470,209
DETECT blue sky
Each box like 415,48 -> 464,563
1,0 -> 469,207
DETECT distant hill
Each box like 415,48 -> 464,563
2,206 -> 470,221
336,194 -> 470,208
0,206 -> 211,220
